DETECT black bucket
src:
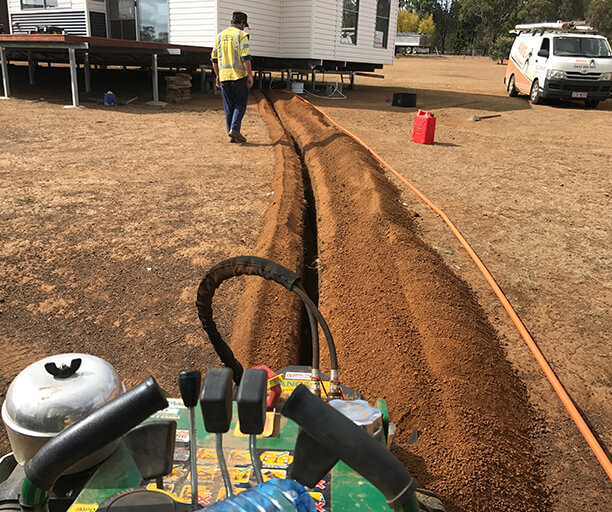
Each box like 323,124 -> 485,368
392,93 -> 417,107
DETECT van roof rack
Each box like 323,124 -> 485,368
511,21 -> 597,35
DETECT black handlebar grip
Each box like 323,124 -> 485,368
179,370 -> 202,408
25,376 -> 168,491
200,368 -> 234,433
281,385 -> 417,510
237,368 -> 268,435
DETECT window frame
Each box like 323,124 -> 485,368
21,0 -> 62,9
341,0 -> 360,46
374,0 -> 390,49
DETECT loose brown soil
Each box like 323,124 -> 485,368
308,56 -> 611,512
1,57 -> 610,511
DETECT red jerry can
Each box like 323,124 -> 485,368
412,110 -> 436,144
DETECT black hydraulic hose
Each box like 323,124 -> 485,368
196,256 -> 337,383
293,285 -> 337,372
24,377 -> 167,491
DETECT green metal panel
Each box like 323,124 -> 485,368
68,397 -> 398,512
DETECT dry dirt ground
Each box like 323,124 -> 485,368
0,56 -> 610,511
312,56 -> 611,510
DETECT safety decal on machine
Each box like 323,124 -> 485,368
67,505 -> 99,512
146,445 -> 332,510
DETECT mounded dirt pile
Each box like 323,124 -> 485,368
241,91 -> 550,512
227,91 -> 306,370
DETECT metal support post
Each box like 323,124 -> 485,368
84,52 -> 91,93
311,70 -> 316,91
68,47 -> 79,107
287,68 -> 292,90
28,52 -> 36,86
0,47 -> 10,98
350,72 -> 355,90
152,53 -> 159,102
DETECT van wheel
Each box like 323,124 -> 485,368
584,100 -> 599,109
530,79 -> 543,104
507,75 -> 519,97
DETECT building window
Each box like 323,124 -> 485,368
21,0 -> 61,8
341,0 -> 359,45
374,0 -> 390,48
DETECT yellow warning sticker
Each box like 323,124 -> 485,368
217,486 -> 246,501
268,375 -> 283,388
179,484 -> 212,505
260,450 -> 293,467
228,467 -> 252,483
228,449 -> 252,465
197,465 -> 219,480
262,469 -> 287,481
196,448 -> 218,463
68,505 -> 98,512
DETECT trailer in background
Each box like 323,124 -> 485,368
395,32 -> 431,55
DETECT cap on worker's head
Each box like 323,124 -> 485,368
232,11 -> 249,27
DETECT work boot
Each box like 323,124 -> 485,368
229,129 -> 247,143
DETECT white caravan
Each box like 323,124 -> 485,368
505,22 -> 612,108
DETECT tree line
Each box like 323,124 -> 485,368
397,0 -> 612,55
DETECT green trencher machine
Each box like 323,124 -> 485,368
0,257 -> 445,512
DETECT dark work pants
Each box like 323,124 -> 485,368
220,77 -> 249,133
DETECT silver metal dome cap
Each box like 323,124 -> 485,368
2,353 -> 124,437
329,399 -> 383,439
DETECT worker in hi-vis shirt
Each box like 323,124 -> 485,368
211,11 -> 254,143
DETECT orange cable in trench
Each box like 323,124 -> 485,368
293,93 -> 612,481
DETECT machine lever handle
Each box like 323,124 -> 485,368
179,370 -> 202,408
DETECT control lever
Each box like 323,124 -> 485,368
200,368 -> 234,498
236,368 -> 268,485
281,384 -> 420,512
124,420 -> 177,489
178,370 -> 202,506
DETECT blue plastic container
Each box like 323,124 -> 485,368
200,479 -> 315,512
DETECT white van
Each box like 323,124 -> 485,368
505,22 -> 612,108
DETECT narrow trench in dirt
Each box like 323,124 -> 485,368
261,91 -> 320,367
296,139 -> 319,366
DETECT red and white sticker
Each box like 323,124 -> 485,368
283,371 -> 311,381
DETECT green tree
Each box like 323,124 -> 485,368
418,13 -> 437,41
489,36 -> 514,63
400,0 -> 438,17
397,9 -> 421,32
459,0 -> 524,46
586,0 -> 612,39
557,0 -> 586,20
517,0 -> 557,23
434,0 -> 461,53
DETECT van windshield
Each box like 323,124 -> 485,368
553,37 -> 612,58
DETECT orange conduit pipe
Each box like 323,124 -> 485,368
293,93 -> 612,481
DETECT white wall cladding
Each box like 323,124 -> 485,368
10,11 -> 87,35
87,0 -> 106,15
280,0 -> 313,59
169,0 -> 216,47
217,0 -> 281,58
311,0 -> 397,64
6,0 -> 398,66
8,0 -> 87,15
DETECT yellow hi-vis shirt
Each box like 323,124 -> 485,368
211,26 -> 251,82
